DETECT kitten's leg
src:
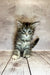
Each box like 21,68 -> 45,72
23,50 -> 30,58
12,50 -> 20,60
31,36 -> 39,48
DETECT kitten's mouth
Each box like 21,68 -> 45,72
26,34 -> 27,36
26,33 -> 28,36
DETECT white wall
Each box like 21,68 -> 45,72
0,0 -> 50,50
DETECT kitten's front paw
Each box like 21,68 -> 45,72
12,55 -> 20,60
23,55 -> 30,58
26,55 -> 30,58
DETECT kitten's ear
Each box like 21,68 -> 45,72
30,21 -> 40,28
16,21 -> 22,28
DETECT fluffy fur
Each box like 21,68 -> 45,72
12,21 -> 39,59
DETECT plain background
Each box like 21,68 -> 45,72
0,0 -> 50,50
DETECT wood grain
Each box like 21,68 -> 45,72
0,51 -> 50,75
2,58 -> 30,75
28,51 -> 50,75
0,51 -> 12,75
36,51 -> 50,64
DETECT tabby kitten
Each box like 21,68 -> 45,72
12,21 -> 39,60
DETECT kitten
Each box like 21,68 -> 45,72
12,21 -> 39,60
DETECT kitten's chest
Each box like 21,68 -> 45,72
17,41 -> 30,50
20,34 -> 32,41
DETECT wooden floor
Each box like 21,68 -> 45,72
0,51 -> 50,75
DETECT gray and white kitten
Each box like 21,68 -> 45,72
12,21 -> 39,59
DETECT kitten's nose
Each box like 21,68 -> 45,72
26,33 -> 28,36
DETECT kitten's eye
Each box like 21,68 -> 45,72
28,30 -> 31,33
23,30 -> 25,33
22,29 -> 26,34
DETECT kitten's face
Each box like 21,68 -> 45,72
21,27 -> 34,36
17,21 -> 39,41
17,21 -> 39,36
20,26 -> 34,41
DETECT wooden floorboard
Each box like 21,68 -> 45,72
28,51 -> 50,75
0,51 -> 50,75
2,58 -> 30,75
36,51 -> 50,64
0,51 -> 12,75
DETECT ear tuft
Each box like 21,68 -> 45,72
16,21 -> 22,28
30,21 -> 40,28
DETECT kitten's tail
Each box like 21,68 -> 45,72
31,37 -> 39,48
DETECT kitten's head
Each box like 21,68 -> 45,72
17,21 -> 39,35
